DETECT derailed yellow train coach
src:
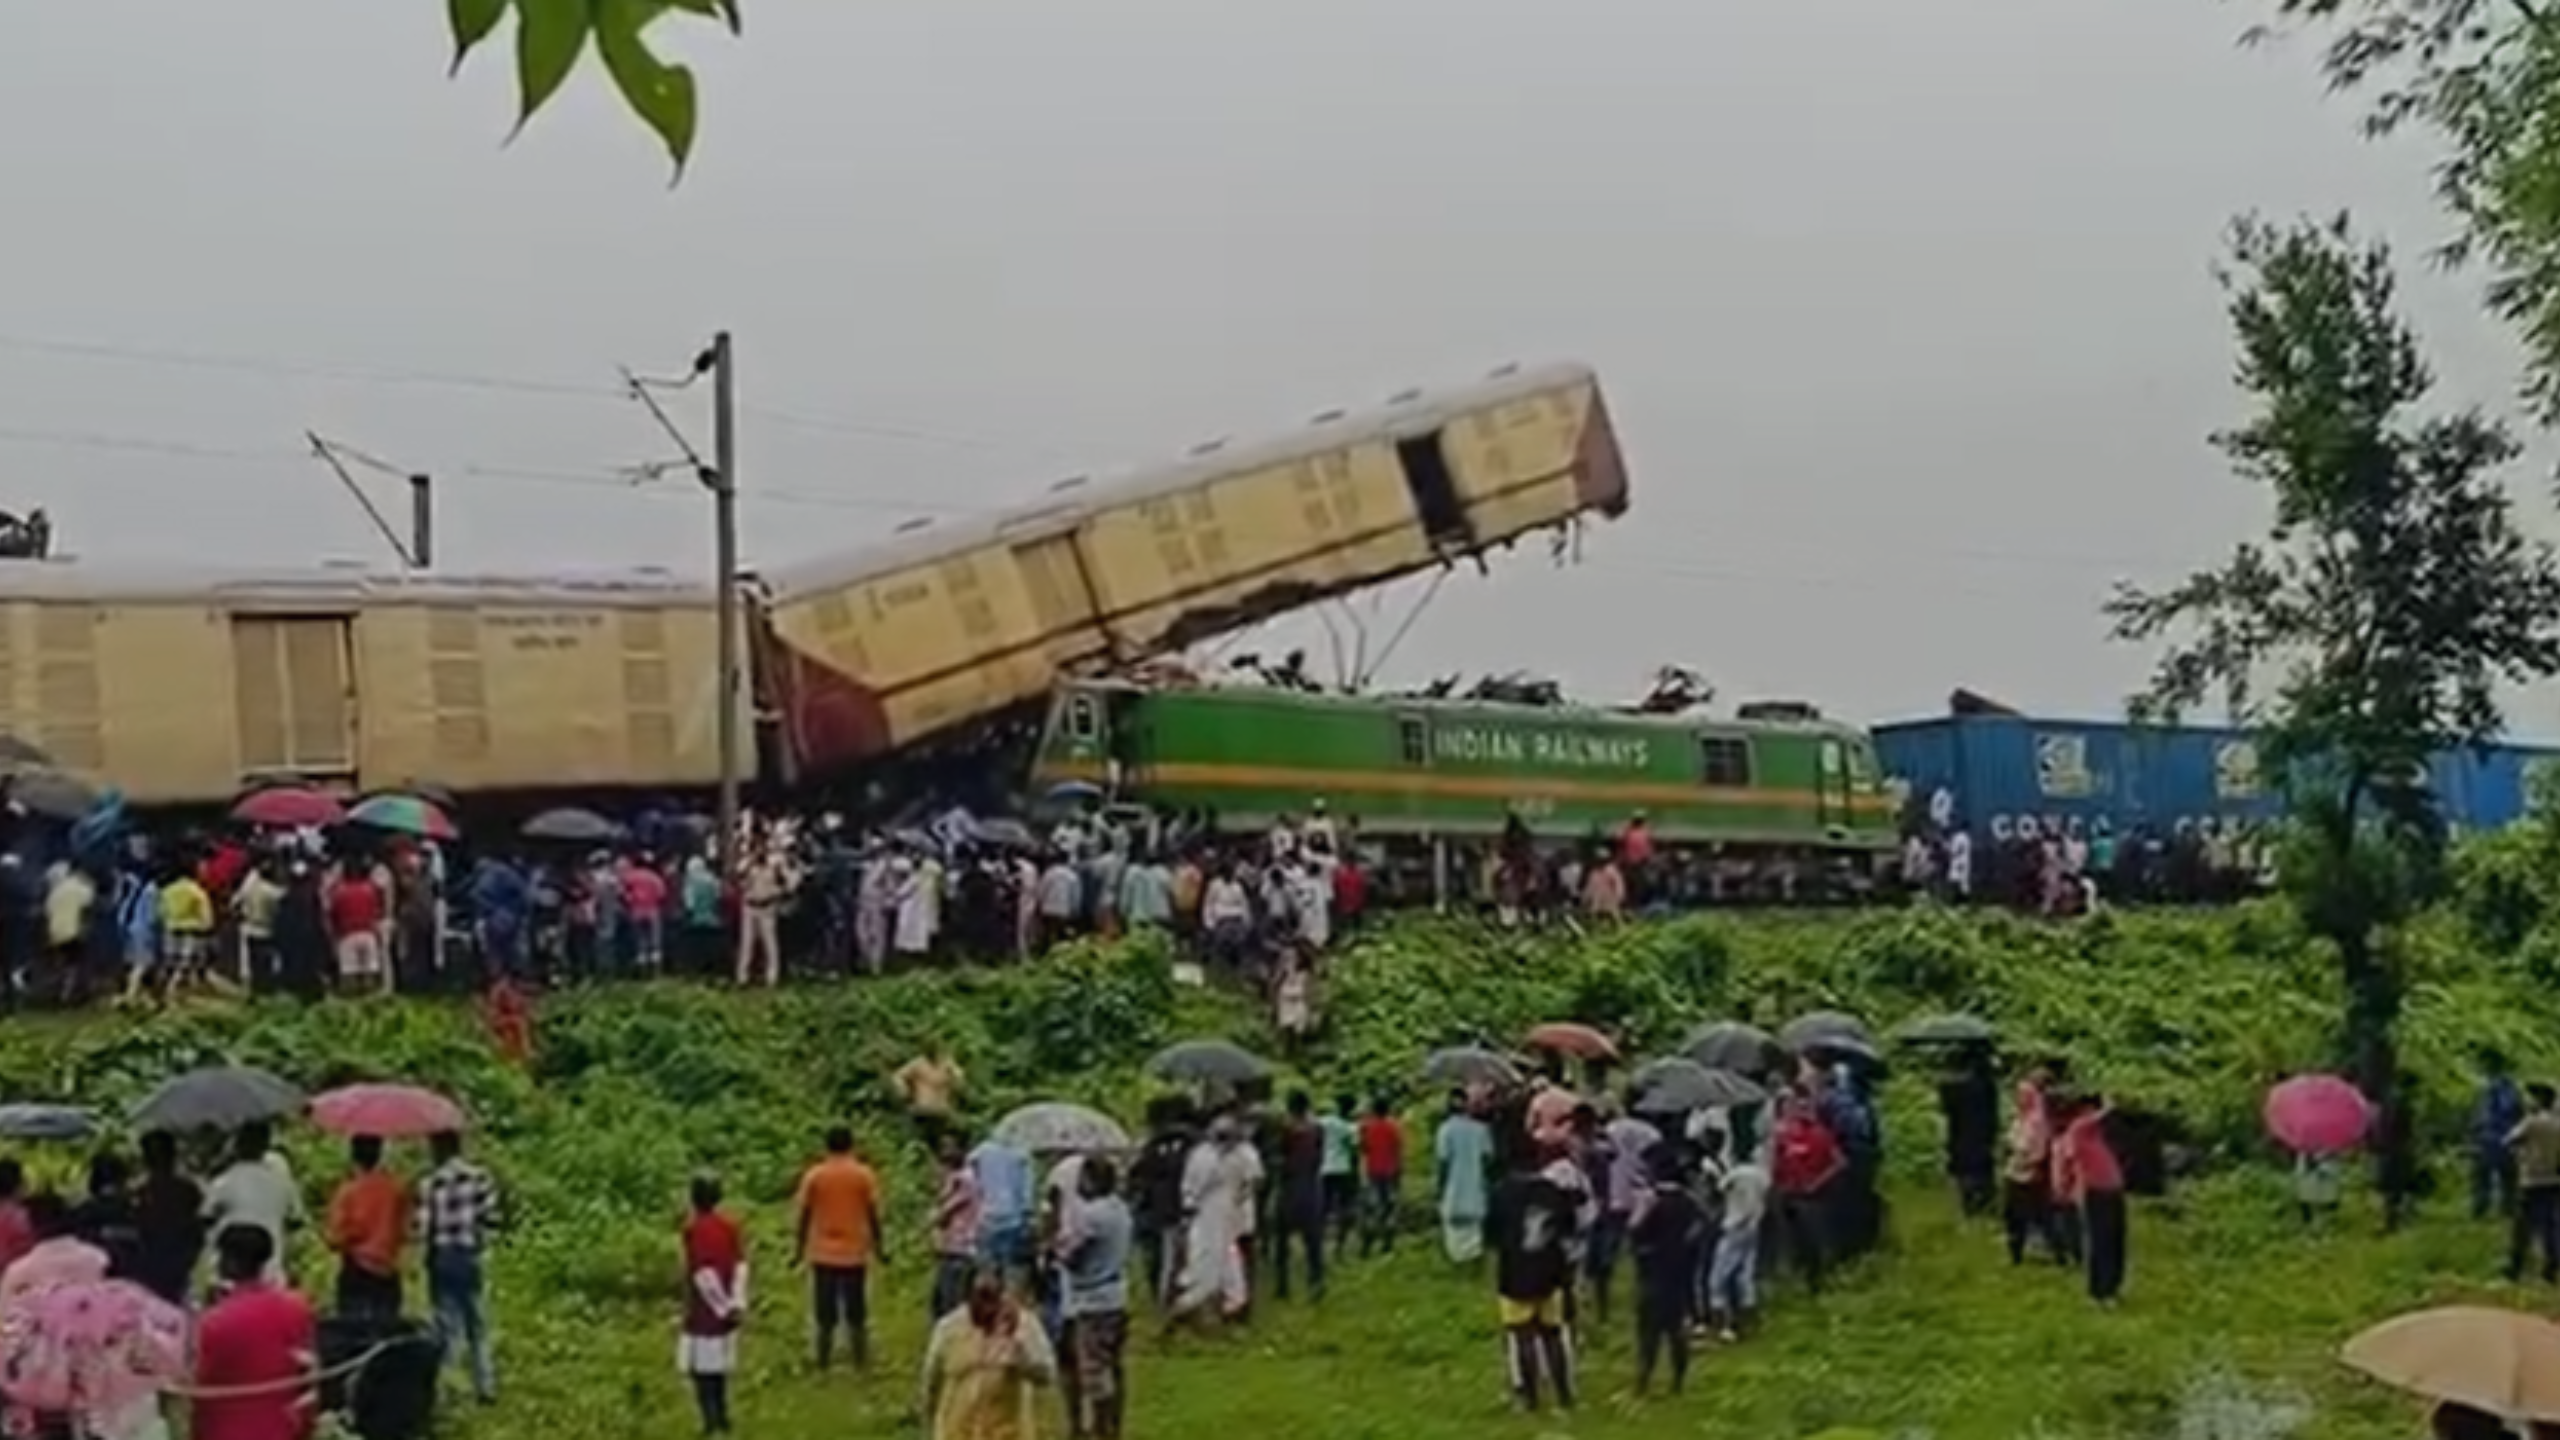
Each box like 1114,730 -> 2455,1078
754,360 -> 1631,776
0,561 -> 740,804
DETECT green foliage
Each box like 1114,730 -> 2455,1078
2107,213 -> 2560,1145
448,0 -> 736,177
2260,0 -> 2560,423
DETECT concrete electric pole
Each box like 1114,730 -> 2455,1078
707,332 -> 742,881
625,334 -> 744,883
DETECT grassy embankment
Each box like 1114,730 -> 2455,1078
5,904 -> 2556,1439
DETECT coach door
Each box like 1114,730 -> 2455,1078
231,615 -> 358,781
1816,738 -> 1852,834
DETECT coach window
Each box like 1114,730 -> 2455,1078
1066,694 -> 1101,743
1397,716 -> 1429,766
1699,735 -> 1753,788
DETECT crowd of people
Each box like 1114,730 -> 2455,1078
0,1119 -> 503,1440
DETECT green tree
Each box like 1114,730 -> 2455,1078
2108,214 -> 2560,1177
448,0 -> 739,177
2263,0 -> 2560,419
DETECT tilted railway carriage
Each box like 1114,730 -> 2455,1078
0,560 -> 741,805
753,361 -> 1630,777
1029,681 -> 1902,860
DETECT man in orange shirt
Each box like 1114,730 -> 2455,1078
325,1136 -> 409,1318
794,1125 -> 884,1370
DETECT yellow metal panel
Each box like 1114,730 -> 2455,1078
89,603 -> 240,803
1437,380 -> 1590,505
279,618 -> 355,771
230,619 -> 289,774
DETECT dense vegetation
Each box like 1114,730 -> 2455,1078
5,899 -> 2558,1438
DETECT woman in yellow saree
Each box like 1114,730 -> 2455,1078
918,1269 -> 1059,1440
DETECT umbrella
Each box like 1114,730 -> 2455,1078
230,786 -> 345,829
1630,1057 -> 1768,1114
1682,1022 -> 1785,1076
970,818 -> 1037,850
126,1065 -> 302,1132
0,1104 -> 98,1142
0,1277 -> 190,1419
309,1083 -> 467,1139
1422,1047 -> 1524,1088
1780,1010 -> 1876,1053
348,793 -> 459,842
1044,780 -> 1104,806
2341,1306 -> 2560,1423
992,1102 -> 1132,1156
1146,1039 -> 1270,1086
2264,1074 -> 2371,1154
1894,1013 -> 1998,1047
1524,1022 -> 1621,1063
7,768 -> 97,823
521,807 -> 623,844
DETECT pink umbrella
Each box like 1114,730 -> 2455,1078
310,1082 -> 467,1138
0,1277 -> 188,1423
230,785 -> 345,829
2264,1073 -> 2373,1154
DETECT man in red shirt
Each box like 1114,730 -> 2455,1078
1771,1095 -> 1846,1294
1356,1098 -> 1403,1257
194,1223 -> 318,1440
321,861 -> 389,996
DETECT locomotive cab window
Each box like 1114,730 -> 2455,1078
1065,694 -> 1101,743
1397,716 -> 1428,766
1699,735 -> 1753,788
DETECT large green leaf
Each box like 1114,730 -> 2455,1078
512,0 -> 595,135
666,0 -> 743,35
596,0 -> 701,176
448,0 -> 511,75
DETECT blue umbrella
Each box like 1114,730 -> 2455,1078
1044,780 -> 1104,805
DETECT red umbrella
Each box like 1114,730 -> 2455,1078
2264,1073 -> 2371,1154
1524,1022 -> 1621,1063
230,786 -> 345,829
309,1084 -> 467,1139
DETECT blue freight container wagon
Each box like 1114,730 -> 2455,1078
1874,714 -> 2560,842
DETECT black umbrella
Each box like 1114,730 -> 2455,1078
521,807 -> 624,844
1422,1046 -> 1523,1088
1779,1010 -> 1877,1054
6,767 -> 97,822
1682,1021 -> 1785,1076
0,735 -> 53,769
128,1065 -> 303,1132
0,1103 -> 98,1142
1895,1013 -> 1998,1047
1147,1039 -> 1271,1086
1630,1058 -> 1767,1115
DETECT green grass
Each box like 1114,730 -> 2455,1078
6,906 -> 2558,1439
473,1171 -> 2533,1440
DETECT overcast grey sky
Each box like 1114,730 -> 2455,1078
7,0 -> 2542,731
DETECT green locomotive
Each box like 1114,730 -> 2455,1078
1027,679 -> 1900,865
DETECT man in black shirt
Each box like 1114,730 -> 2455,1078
1486,1145 -> 1579,1412
1627,1149 -> 1704,1396
1270,1091 -> 1328,1300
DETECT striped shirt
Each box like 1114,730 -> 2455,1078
415,1159 -> 500,1256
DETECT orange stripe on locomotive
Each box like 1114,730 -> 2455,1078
750,361 -> 1631,777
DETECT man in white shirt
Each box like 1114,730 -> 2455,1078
203,1120 -> 303,1283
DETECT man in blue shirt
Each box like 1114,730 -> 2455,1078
969,1133 -> 1035,1286
2475,1049 -> 2526,1219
